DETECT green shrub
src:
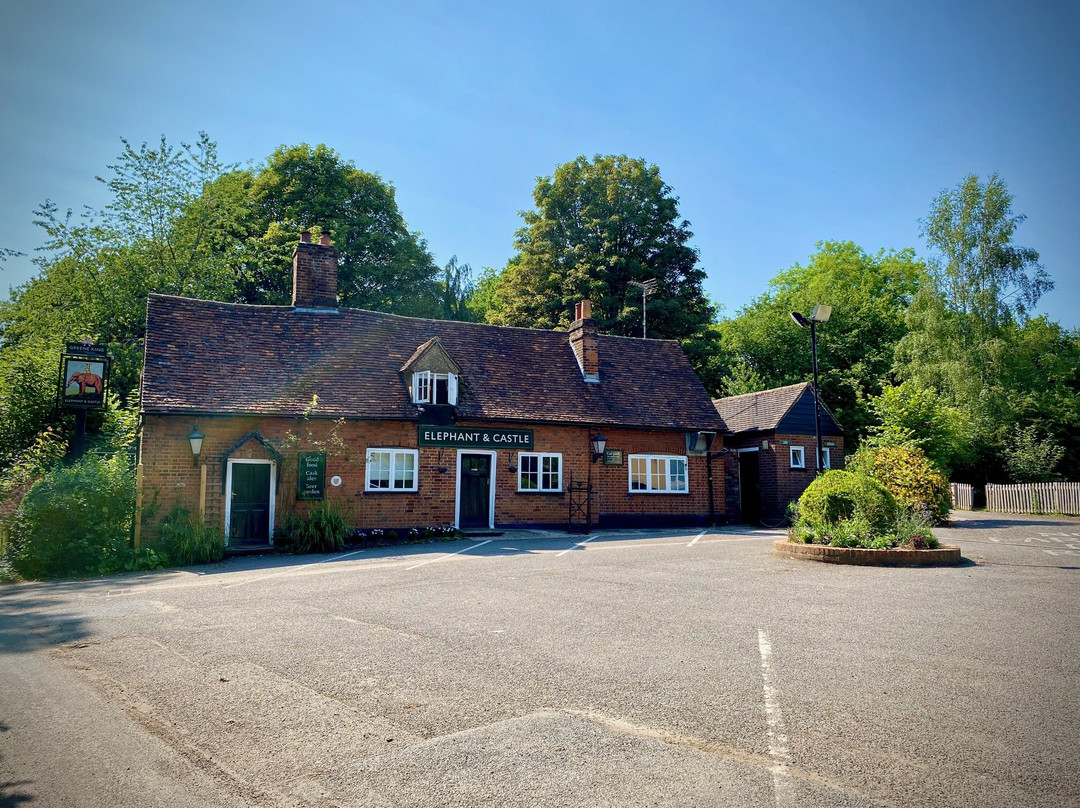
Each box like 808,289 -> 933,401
6,454 -> 136,579
796,470 -> 898,534
886,513 -> 939,549
274,500 -> 350,554
789,511 -> 939,550
157,506 -> 224,565
849,445 -> 951,524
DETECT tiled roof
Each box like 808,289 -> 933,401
141,295 -> 726,431
712,382 -> 812,433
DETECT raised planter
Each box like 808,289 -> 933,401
774,539 -> 962,567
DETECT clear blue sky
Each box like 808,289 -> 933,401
1,0 -> 1077,327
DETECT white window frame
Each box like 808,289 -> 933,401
790,446 -> 805,469
819,447 -> 831,470
411,370 -> 458,405
628,454 -> 689,494
365,448 -> 419,492
517,452 -> 563,492
412,370 -> 432,404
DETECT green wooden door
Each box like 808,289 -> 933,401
459,454 -> 491,528
230,463 -> 272,542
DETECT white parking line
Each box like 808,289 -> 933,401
758,629 -> 794,807
687,529 -> 707,547
222,547 -> 369,588
557,534 -> 598,557
405,540 -> 492,570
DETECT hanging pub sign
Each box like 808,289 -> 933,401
418,425 -> 534,451
297,452 -> 326,500
58,343 -> 110,410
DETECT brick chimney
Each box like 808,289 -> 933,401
568,299 -> 600,383
292,230 -> 339,308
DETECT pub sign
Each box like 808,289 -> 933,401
418,426 -> 534,451
58,343 -> 110,410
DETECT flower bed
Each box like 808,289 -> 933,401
774,539 -> 962,566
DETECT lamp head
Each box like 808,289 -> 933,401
810,304 -> 832,323
188,423 -> 205,467
790,311 -> 810,328
590,431 -> 608,462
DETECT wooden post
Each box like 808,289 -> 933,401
199,463 -> 208,523
133,463 -> 144,548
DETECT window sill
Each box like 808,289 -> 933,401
364,488 -> 419,494
516,489 -> 565,495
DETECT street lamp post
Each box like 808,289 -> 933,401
790,304 -> 832,475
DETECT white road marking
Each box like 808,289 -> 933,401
758,629 -> 795,807
405,540 -> 492,570
223,548 -> 370,588
687,529 -> 707,547
557,535 -> 598,557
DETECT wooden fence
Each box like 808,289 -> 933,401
985,482 -> 1080,516
950,483 -> 974,511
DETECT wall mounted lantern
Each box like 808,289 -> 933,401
188,422 -> 205,467
590,431 -> 608,463
507,452 -> 518,474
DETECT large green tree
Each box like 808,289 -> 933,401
204,144 -> 442,315
895,174 -> 1075,482
716,241 -> 925,441
485,155 -> 716,342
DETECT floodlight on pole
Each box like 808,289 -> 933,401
628,278 -> 659,338
790,304 -> 832,475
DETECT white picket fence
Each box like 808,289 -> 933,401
950,483 -> 974,511
985,482 -> 1080,516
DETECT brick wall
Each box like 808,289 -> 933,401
726,432 -> 844,522
138,415 -> 725,541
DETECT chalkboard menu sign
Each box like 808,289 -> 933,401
297,452 -> 326,500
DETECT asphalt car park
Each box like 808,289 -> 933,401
2,512 -> 1078,807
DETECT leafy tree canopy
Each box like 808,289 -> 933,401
716,241 -> 925,442
864,381 -> 972,474
485,155 -> 715,341
895,175 -> 1076,482
202,144 -> 441,315
921,172 -> 1051,328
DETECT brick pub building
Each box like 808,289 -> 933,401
713,383 -> 844,525
137,233 -> 729,547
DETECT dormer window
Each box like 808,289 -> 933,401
412,370 -> 458,405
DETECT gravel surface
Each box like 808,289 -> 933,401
1,512 -> 1077,807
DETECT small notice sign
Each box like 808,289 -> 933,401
603,449 -> 624,466
297,452 -> 326,500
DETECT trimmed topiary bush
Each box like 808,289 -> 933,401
796,469 -> 898,534
849,445 -> 951,524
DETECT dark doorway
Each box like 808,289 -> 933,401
738,451 -> 761,525
459,453 -> 492,528
230,462 -> 272,543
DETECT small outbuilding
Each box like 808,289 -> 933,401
713,383 -> 844,525
136,232 -> 729,547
